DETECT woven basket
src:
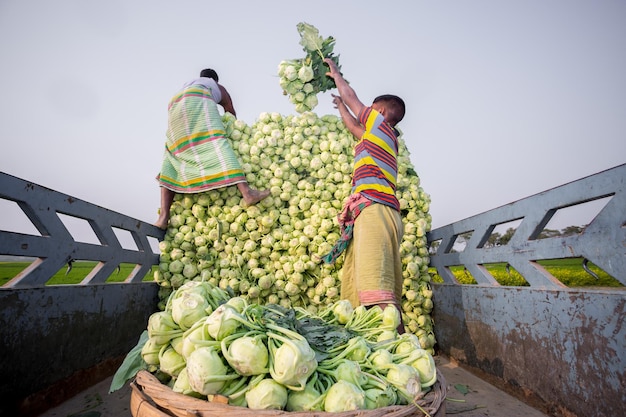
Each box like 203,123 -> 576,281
130,369 -> 447,417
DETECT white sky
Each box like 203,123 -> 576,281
1,0 -> 624,235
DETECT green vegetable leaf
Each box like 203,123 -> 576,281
259,304 -> 355,361
295,22 -> 344,93
261,304 -> 299,331
296,317 -> 356,358
297,22 -> 325,59
109,331 -> 149,393
454,383 -> 470,395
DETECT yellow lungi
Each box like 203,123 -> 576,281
340,203 -> 404,308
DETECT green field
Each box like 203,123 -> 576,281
429,258 -> 624,287
1,258 -> 622,288
0,261 -> 155,286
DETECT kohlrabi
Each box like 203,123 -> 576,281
185,346 -> 238,395
221,331 -> 269,376
244,378 -> 288,410
323,380 -> 366,412
267,323 -> 317,391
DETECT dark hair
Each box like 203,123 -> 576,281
200,68 -> 219,82
373,94 -> 405,126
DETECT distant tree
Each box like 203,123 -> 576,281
538,228 -> 561,239
428,239 -> 441,255
484,232 -> 501,248
498,227 -> 516,245
561,225 -> 585,236
458,232 -> 472,244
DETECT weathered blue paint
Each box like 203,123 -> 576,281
427,164 -> 626,416
0,283 -> 159,416
432,284 -> 626,416
0,172 -> 164,416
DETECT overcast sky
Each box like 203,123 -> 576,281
1,0 -> 624,239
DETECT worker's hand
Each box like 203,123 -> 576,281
324,58 -> 340,79
330,93 -> 344,109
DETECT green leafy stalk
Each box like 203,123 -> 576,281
297,22 -> 326,60
219,374 -> 250,397
296,22 -> 343,93
318,336 -> 371,369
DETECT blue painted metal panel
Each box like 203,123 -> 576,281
427,164 -> 626,416
427,164 -> 626,287
432,284 -> 626,417
0,171 -> 165,287
0,284 -> 159,416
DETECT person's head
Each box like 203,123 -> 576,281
200,68 -> 219,82
372,94 -> 405,127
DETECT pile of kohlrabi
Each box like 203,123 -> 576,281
113,281 -> 438,412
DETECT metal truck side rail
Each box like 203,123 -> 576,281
426,163 -> 625,287
0,171 -> 165,287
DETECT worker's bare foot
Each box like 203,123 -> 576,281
242,189 -> 271,206
154,216 -> 169,230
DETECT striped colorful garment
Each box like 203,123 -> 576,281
352,107 -> 400,211
322,107 -> 401,264
321,193 -> 372,264
158,83 -> 246,193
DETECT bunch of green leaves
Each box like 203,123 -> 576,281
296,316 -> 356,359
296,22 -> 343,93
259,304 -> 354,360
259,303 -> 299,331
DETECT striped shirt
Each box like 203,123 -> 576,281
352,107 -> 400,211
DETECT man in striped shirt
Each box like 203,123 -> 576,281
323,58 -> 406,333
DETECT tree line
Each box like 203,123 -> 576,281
482,225 -> 585,247
429,225 -> 586,253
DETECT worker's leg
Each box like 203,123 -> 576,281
155,186 -> 175,229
